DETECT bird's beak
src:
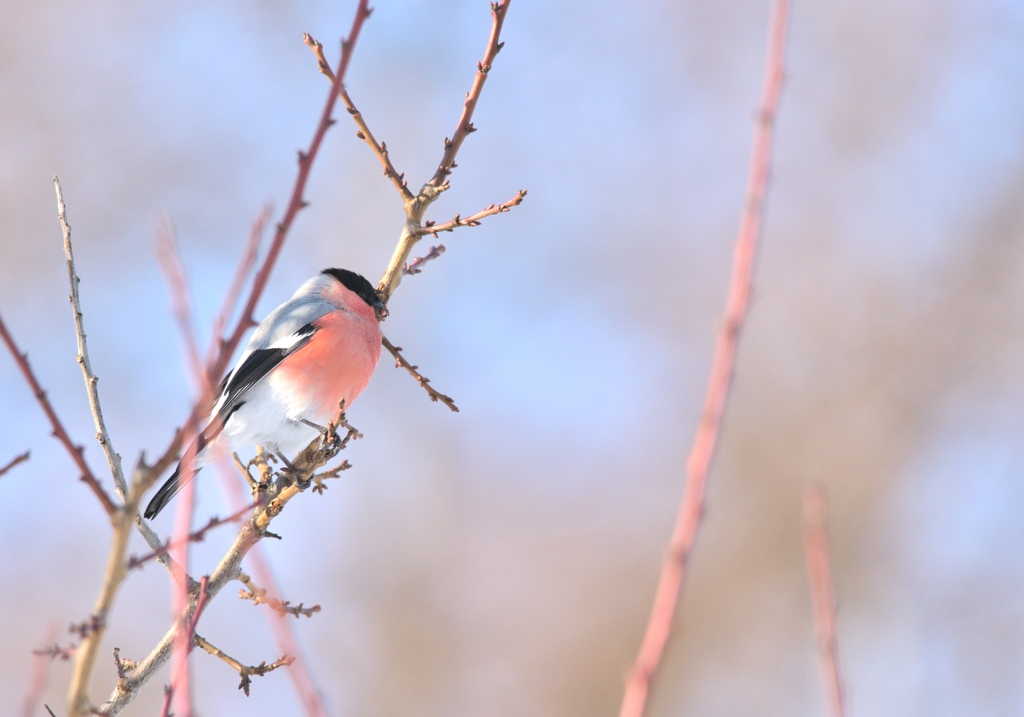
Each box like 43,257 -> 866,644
373,300 -> 389,321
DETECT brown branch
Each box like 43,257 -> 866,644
127,501 -> 259,571
304,32 -> 415,203
419,189 -> 526,237
381,335 -> 459,412
238,571 -> 322,618
0,450 -> 29,478
617,1 -> 791,715
193,634 -> 294,697
0,312 -> 116,514
803,486 -> 848,717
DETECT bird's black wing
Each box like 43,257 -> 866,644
215,322 -> 318,420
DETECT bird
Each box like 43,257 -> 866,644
144,268 -> 386,519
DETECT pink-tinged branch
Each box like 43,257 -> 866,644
0,312 -> 116,514
21,627 -> 59,717
0,450 -> 30,478
381,336 -> 459,412
803,486 -> 848,717
419,189 -> 527,237
207,204 -> 271,369
428,0 -> 511,188
127,501 -> 260,571
617,1 -> 791,716
155,217 -> 209,393
403,245 -> 445,276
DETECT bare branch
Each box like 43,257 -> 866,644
419,190 -> 526,237
304,33 -> 415,203
0,311 -> 116,514
0,450 -> 29,478
427,0 -> 512,189
381,335 -> 459,412
54,177 -> 128,516
803,486 -> 848,717
193,634 -> 294,697
618,1 -> 791,715
238,571 -> 322,618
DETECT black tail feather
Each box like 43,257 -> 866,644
143,462 -> 202,519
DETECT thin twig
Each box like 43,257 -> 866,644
803,486 -> 848,717
617,2 -> 791,716
0,312 -> 116,514
304,32 -> 415,203
418,189 -> 527,237
158,685 -> 173,717
426,0 -> 512,190
54,177 -> 182,580
193,634 -> 294,697
403,244 -> 445,275
381,335 -> 459,412
238,571 -> 322,618
55,176 -> 129,514
155,217 -> 209,391
0,450 -> 30,478
128,502 -> 259,570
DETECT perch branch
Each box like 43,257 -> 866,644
0,315 -> 116,515
381,335 -> 459,412
617,1 -> 791,715
418,189 -> 527,237
193,634 -> 294,697
98,407 -> 356,715
0,450 -> 30,478
803,486 -> 848,717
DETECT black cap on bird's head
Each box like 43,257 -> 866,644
322,268 -> 388,320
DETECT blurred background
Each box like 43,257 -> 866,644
2,0 -> 1023,714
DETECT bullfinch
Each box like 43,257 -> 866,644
144,268 -> 385,519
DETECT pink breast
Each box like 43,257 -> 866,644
273,309 -> 382,420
